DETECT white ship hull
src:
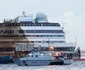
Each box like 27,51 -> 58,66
13,57 -> 73,66
21,60 -> 52,66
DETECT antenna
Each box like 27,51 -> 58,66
75,37 -> 77,45
62,23 -> 67,30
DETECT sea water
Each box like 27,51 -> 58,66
0,61 -> 85,70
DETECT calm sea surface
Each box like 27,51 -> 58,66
0,61 -> 85,70
0,52 -> 85,70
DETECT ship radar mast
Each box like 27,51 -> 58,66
22,11 -> 26,17
17,11 -> 34,22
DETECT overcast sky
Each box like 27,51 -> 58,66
0,0 -> 85,50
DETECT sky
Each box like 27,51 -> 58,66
0,0 -> 85,50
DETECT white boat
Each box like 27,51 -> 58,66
13,50 -> 73,66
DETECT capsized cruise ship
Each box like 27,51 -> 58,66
0,12 -> 81,63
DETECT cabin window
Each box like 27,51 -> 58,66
31,55 -> 33,57
36,55 -> 38,57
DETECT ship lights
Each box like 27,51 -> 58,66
29,53 -> 32,57
49,46 -> 54,51
41,53 -> 43,56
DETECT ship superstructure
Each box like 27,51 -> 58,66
16,12 -> 80,59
